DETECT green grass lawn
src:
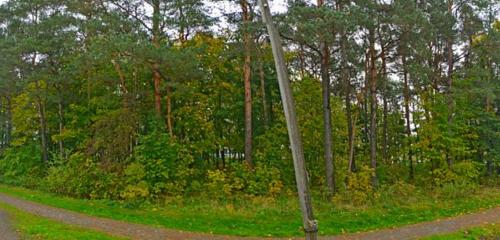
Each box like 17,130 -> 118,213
421,223 -> 499,240
0,202 -> 126,240
0,184 -> 499,237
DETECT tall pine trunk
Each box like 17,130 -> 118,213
340,32 -> 356,173
318,0 -> 335,196
381,45 -> 389,163
402,55 -> 413,181
166,86 -> 173,136
152,0 -> 164,124
5,96 -> 12,147
446,0 -> 454,168
258,52 -> 270,128
368,27 -> 378,187
58,95 -> 65,160
240,0 -> 253,169
36,94 -> 49,164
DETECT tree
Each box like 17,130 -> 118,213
239,0 -> 254,169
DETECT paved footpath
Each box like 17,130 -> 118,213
0,193 -> 498,240
0,209 -> 18,240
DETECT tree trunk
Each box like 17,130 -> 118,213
317,0 -> 335,196
240,0 -> 253,169
58,96 -> 65,160
402,55 -> 413,181
340,32 -> 356,173
381,41 -> 389,163
36,95 -> 49,164
5,96 -> 12,147
299,44 -> 306,79
363,52 -> 369,157
259,51 -> 270,128
368,27 -> 378,187
348,110 -> 357,173
0,100 -> 4,148
166,86 -> 173,136
111,59 -> 129,107
152,0 -> 163,119
446,0 -> 454,168
258,0 -> 318,238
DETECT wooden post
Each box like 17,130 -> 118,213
257,0 -> 318,239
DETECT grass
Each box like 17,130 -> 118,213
0,201 -> 126,240
421,223 -> 500,239
0,184 -> 499,237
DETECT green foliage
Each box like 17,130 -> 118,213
44,153 -> 123,199
430,162 -> 482,199
121,163 -> 149,201
376,164 -> 408,185
206,162 -> 284,199
254,123 -> 293,183
206,169 -> 242,198
127,130 -> 196,198
339,166 -> 379,206
382,181 -> 416,204
87,109 -> 138,165
10,90 -> 40,146
0,144 -> 44,187
0,0 -> 497,229
431,162 -> 481,187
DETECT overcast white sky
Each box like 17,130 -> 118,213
0,0 -> 497,24
0,0 -> 289,13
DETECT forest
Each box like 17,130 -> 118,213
0,0 -> 498,239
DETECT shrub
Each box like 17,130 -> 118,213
44,153 -> 123,199
382,180 -> 416,204
205,162 -> 284,199
206,169 -> 243,198
0,143 -> 44,188
431,168 -> 458,187
432,161 -> 481,187
128,130 -> 196,198
343,166 -> 378,206
432,161 -> 482,198
121,163 -> 150,202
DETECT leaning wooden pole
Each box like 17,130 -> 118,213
257,0 -> 318,239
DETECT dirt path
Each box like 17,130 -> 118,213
0,209 -> 18,240
326,206 -> 500,240
0,193 -> 498,240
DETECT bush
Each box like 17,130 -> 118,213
431,161 -> 481,198
376,164 -> 408,185
342,166 -> 378,206
206,169 -> 243,198
205,162 -> 284,199
382,180 -> 416,204
0,143 -> 44,188
431,161 -> 481,187
44,153 -> 123,199
126,130 -> 196,198
121,163 -> 150,202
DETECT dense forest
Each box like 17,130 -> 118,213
0,0 -> 498,237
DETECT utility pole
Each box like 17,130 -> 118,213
257,0 -> 318,239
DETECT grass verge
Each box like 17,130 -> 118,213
0,184 -> 498,237
0,201 -> 126,240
